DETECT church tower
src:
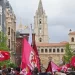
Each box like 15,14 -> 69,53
34,0 -> 49,43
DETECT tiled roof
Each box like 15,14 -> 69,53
36,41 -> 68,47
69,31 -> 75,35
60,41 -> 68,44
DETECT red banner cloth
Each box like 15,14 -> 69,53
33,42 -> 41,72
0,51 -> 10,61
46,61 -> 59,72
71,56 -> 75,67
21,38 -> 38,72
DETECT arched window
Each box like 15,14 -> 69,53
61,49 -> 64,52
39,38 -> 42,42
39,19 -> 41,24
53,49 -> 55,52
57,48 -> 59,52
49,49 -> 52,52
71,37 -> 74,42
41,49 -> 44,53
45,49 -> 47,53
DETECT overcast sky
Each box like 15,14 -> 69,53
8,0 -> 75,42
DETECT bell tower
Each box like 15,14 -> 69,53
34,0 -> 49,43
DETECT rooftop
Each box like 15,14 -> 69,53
69,31 -> 75,35
36,41 -> 68,47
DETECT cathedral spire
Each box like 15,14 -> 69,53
37,0 -> 44,16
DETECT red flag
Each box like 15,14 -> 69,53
51,61 -> 59,72
60,65 -> 68,72
46,61 -> 52,72
33,42 -> 41,72
21,38 -> 37,75
46,61 -> 59,73
71,56 -> 75,67
0,51 -> 10,61
65,63 -> 70,68
57,63 -> 70,72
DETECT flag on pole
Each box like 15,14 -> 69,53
46,61 -> 52,72
71,56 -> 75,67
28,24 -> 32,45
33,42 -> 41,72
46,61 -> 59,73
20,38 -> 37,75
0,51 -> 10,61
28,24 -> 40,70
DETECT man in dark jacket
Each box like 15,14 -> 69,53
32,67 -> 38,75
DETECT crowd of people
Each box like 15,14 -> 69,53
0,66 -> 21,75
0,66 -> 75,75
32,67 -> 75,75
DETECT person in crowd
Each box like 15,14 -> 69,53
0,66 -> 2,75
39,67 -> 48,75
11,68 -> 15,75
14,67 -> 20,75
2,69 -> 8,75
47,72 -> 52,75
32,67 -> 39,75
7,68 -> 13,75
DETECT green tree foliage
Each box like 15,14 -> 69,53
7,62 -> 17,68
0,31 -> 9,51
63,43 -> 73,63
0,60 -> 10,67
0,31 -> 10,66
0,60 -> 17,68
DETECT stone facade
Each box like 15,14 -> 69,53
0,0 -> 6,33
0,0 -> 16,63
36,42 -> 68,68
34,0 -> 68,68
69,31 -> 75,50
5,8 -> 16,63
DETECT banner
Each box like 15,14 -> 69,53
33,42 -> 41,71
46,61 -> 59,72
21,38 -> 37,75
0,51 -> 10,61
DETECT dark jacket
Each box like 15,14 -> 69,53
39,72 -> 48,75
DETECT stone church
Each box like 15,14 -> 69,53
34,0 -> 75,68
17,0 -> 75,68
